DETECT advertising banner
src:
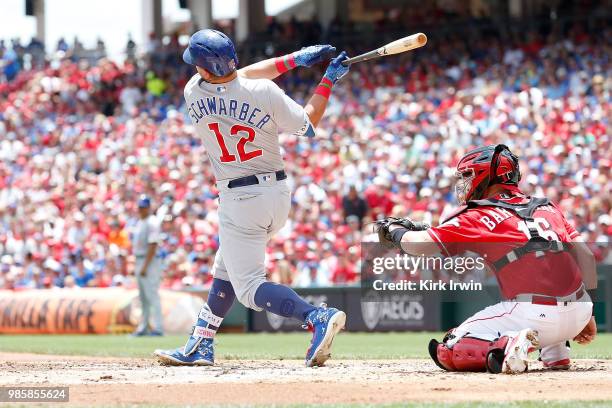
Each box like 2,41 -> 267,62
0,288 -> 203,334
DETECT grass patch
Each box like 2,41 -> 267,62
1,332 -> 611,360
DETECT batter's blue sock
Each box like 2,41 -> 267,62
254,282 -> 316,321
207,278 -> 236,317
184,278 -> 235,355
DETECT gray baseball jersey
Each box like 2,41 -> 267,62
184,74 -> 314,181
133,215 -> 161,257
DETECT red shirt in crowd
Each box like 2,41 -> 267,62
365,188 -> 395,219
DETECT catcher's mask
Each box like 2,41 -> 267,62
454,144 -> 521,205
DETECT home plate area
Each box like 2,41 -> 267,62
2,353 -> 611,406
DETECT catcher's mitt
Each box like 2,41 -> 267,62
375,217 -> 430,248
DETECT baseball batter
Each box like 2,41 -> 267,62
376,145 -> 597,373
155,30 -> 348,367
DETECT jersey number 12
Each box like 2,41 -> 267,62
208,123 -> 263,163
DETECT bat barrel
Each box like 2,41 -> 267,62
340,32 -> 426,67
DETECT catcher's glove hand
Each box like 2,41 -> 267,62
375,217 -> 430,248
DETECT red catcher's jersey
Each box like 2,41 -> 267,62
427,192 -> 582,299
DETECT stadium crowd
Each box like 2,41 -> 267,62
0,20 -> 610,291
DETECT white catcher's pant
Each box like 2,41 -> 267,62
213,175 -> 291,311
448,294 -> 592,364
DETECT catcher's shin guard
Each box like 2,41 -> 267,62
429,336 -> 509,372
428,339 -> 453,371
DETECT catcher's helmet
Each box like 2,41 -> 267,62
454,144 -> 521,204
183,29 -> 238,77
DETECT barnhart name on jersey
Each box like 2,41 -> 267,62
478,207 -> 513,231
187,95 -> 272,130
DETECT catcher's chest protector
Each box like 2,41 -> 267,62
469,196 -> 548,216
466,196 -> 567,270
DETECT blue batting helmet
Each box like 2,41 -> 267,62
137,195 -> 151,208
183,29 -> 238,77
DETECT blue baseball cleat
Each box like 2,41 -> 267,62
153,338 -> 214,366
304,304 -> 346,367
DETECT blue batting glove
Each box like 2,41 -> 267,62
293,45 -> 337,67
323,51 -> 350,83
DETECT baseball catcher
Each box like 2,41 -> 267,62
376,144 -> 597,373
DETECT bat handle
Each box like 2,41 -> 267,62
341,55 -> 372,67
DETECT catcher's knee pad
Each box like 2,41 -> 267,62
428,335 -> 509,372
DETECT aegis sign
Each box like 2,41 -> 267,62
360,297 -> 425,330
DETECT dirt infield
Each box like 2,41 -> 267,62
1,353 -> 611,406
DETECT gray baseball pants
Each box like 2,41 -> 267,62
135,257 -> 164,332
212,174 -> 291,311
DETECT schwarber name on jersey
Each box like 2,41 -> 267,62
184,74 -> 315,181
427,193 -> 583,299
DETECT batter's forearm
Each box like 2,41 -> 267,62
304,93 -> 329,128
238,54 -> 297,80
239,46 -> 336,80
305,76 -> 336,128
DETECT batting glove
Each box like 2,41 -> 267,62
323,51 -> 350,84
293,45 -> 337,68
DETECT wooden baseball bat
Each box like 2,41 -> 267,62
341,33 -> 427,66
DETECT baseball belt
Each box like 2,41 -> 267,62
227,170 -> 287,189
512,284 -> 586,306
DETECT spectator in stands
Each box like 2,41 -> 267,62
70,255 -> 95,287
342,186 -> 368,227
145,70 -> 166,97
365,178 -> 395,220
67,213 -> 88,252
119,77 -> 143,114
126,34 -> 137,60
108,219 -> 130,251
2,48 -> 20,82
63,275 -> 77,289
56,37 -> 69,53
331,253 -> 358,285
